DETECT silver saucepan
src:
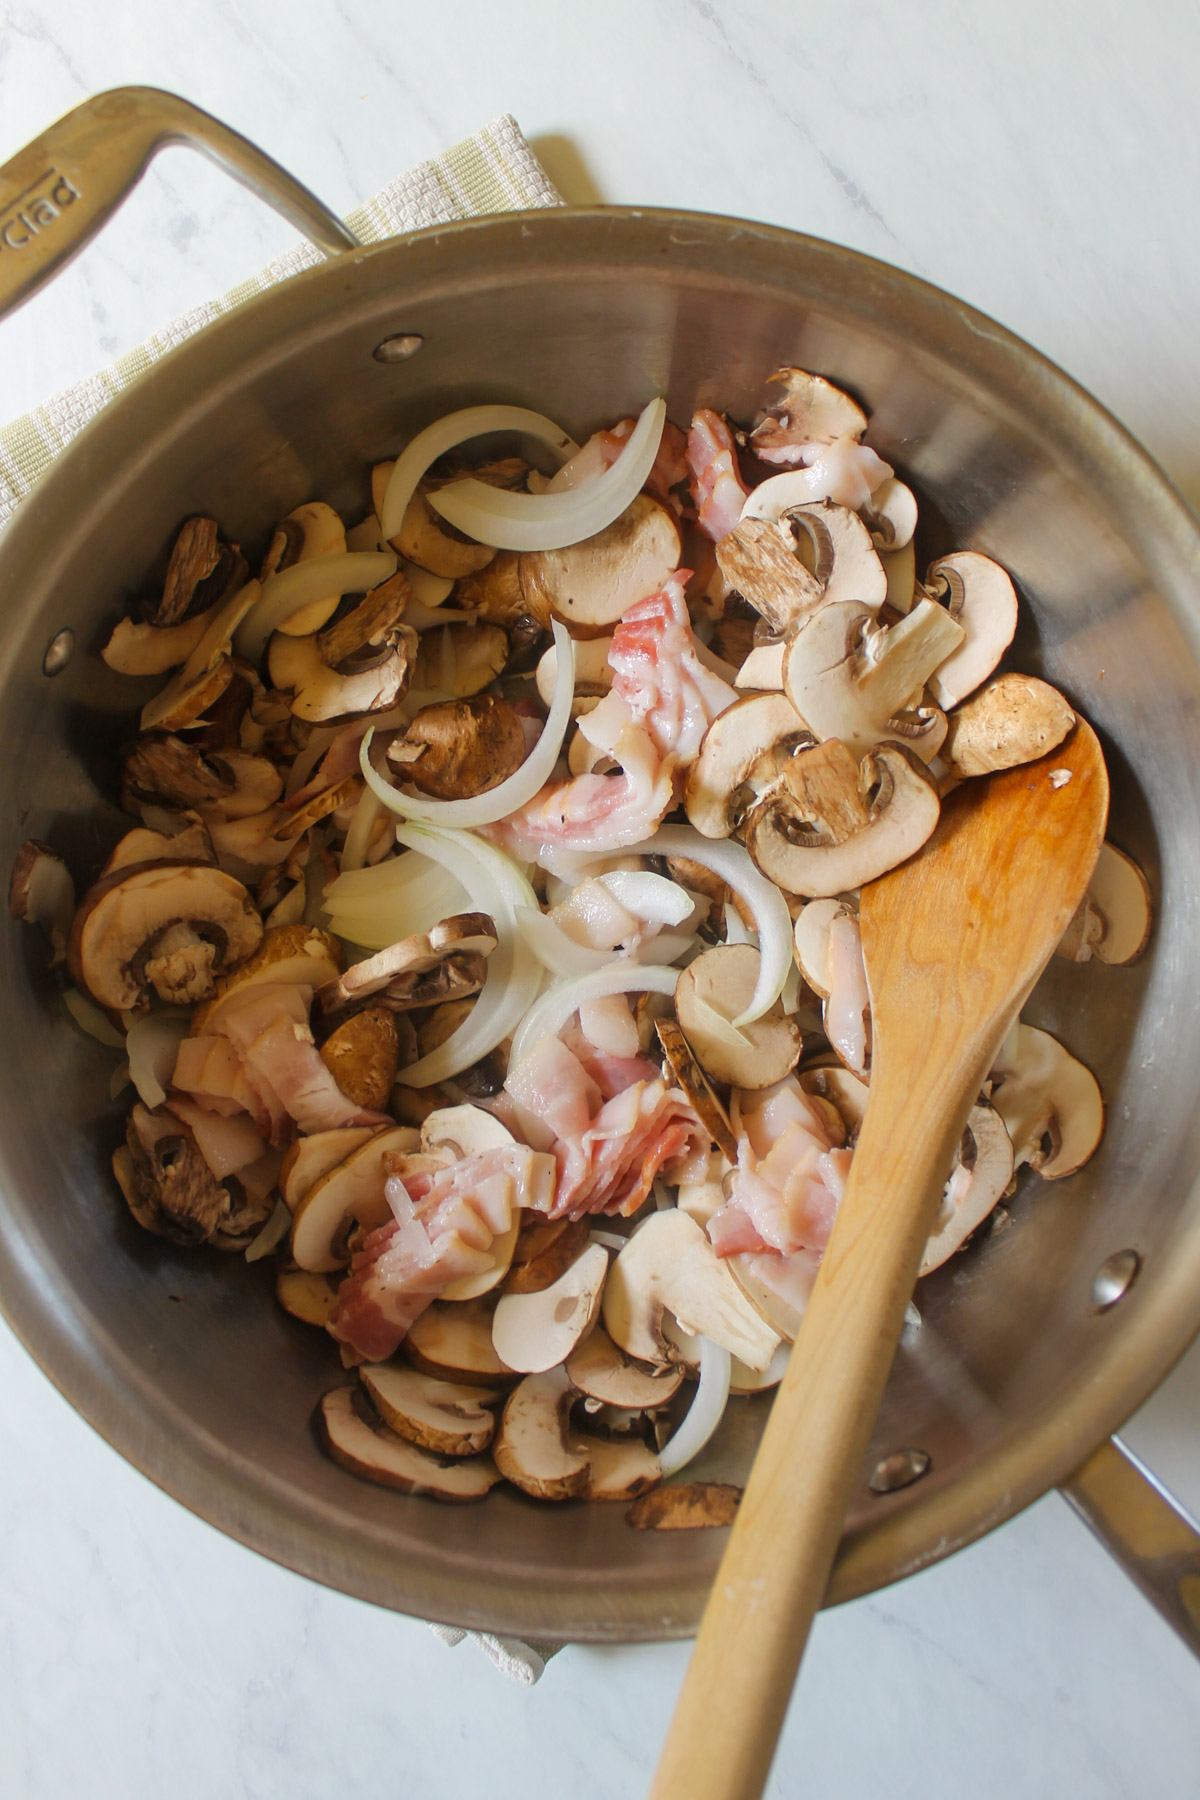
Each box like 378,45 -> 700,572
1,89 -> 1198,1646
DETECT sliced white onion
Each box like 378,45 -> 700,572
515,906 -> 612,977
64,987 -> 125,1049
635,929 -> 698,966
643,826 -> 791,1027
588,1229 -> 628,1253
724,900 -> 756,947
126,1011 -> 191,1109
599,868 -> 693,928
428,398 -> 667,552
509,964 -> 678,1071
234,551 -> 398,664
109,1060 -> 132,1100
658,1334 -> 733,1477
392,823 -> 544,1086
359,622 -> 574,829
399,557 -> 454,607
245,1197 -> 292,1263
339,785 -> 384,876
379,405 -> 578,544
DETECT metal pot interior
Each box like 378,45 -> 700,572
2,209 -> 1199,1640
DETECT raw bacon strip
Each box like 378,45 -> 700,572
215,985 -> 389,1140
686,409 -> 751,541
708,1077 -> 848,1261
607,573 -> 736,764
165,1093 -> 265,1180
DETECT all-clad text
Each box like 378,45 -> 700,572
0,170 -> 80,253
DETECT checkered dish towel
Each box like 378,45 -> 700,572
0,113 -> 564,1685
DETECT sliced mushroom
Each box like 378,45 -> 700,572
319,1386 -> 501,1500
602,1208 -> 781,1371
519,494 -> 681,635
861,478 -> 918,552
734,639 -> 786,692
988,1023 -> 1104,1180
924,552 -> 1019,708
491,1242 -> 609,1373
565,1322 -> 685,1408
1056,842 -> 1152,966
387,693 -> 527,799
411,622 -> 508,697
784,598 -> 963,760
290,1125 -> 423,1272
316,915 -> 496,1016
121,734 -> 236,813
713,517 -> 824,634
101,816 -> 216,876
684,692 -> 815,839
744,739 -> 941,898
822,908 -> 871,1076
942,675 -> 1076,779
404,1296 -> 516,1387
573,1434 -> 662,1502
726,1256 -> 810,1344
798,1059 -> 869,1139
919,1103 -> 1015,1274
260,501 -> 347,635
373,460 -> 499,579
191,924 -> 343,1034
275,1268 -> 341,1327
319,1006 -> 400,1110
118,1104 -> 271,1249
152,514 -> 248,628
102,609 -> 212,676
268,593 -> 416,723
626,1481 -> 742,1530
139,578 -> 261,733
674,946 -> 800,1089
420,1103 -> 513,1158
359,1364 -> 497,1455
735,496 -> 887,616
492,1366 -> 589,1500
654,1017 -> 738,1159
9,840 -> 74,965
68,860 -> 263,1011
535,634 -> 614,712
454,551 -> 526,626
279,1125 -> 380,1211
501,1215 -> 593,1296
792,897 -> 851,998
749,366 -> 868,458
197,750 -> 284,820
880,539 -> 917,614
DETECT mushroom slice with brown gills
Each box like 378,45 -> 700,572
454,550 -> 525,626
372,458 -> 501,579
121,733 -> 237,814
275,1268 -> 341,1327
860,478 -> 919,553
490,1242 -> 610,1373
729,498 -> 887,617
196,750 -> 283,821
101,815 -> 216,877
519,494 -> 681,636
654,1017 -> 737,1160
116,1102 -> 267,1248
674,945 -> 800,1091
798,1057 -> 869,1141
748,366 -> 868,460
279,1125 -> 379,1211
268,576 -> 416,723
360,1364 -> 497,1455
573,1434 -> 661,1502
388,693 -> 527,800
684,693 -> 816,841
566,1323 -> 685,1408
152,514 -> 248,627
602,1209 -> 781,1372
784,598 -> 963,761
319,1387 -> 501,1500
316,914 -> 497,1016
627,1481 -> 743,1530
988,1023 -> 1104,1180
919,1103 -> 1015,1275
405,1296 -> 516,1388
139,576 -> 262,733
319,1006 -> 399,1110
1056,842 -> 1153,966
493,1366 -> 590,1500
290,1125 -> 423,1272
260,501 -> 347,635
924,552 -> 1019,709
191,924 -> 343,1034
743,739 -> 940,899
411,621 -> 509,697
9,840 -> 74,966
502,1216 -> 592,1295
68,860 -> 263,1011
942,674 -> 1076,779
713,518 -> 824,635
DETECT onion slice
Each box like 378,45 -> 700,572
508,964 -> 678,1071
379,405 -> 578,545
642,826 -> 792,1026
126,1011 -> 191,1109
359,622 -> 575,829
428,398 -> 668,552
658,1334 -> 733,1477
234,552 -> 398,664
64,987 -> 126,1049
598,869 -> 693,927
514,906 -> 612,977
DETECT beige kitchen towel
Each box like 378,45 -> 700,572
0,111 -> 566,1682
0,113 -> 561,523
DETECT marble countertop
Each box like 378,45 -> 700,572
3,3 -> 1200,1794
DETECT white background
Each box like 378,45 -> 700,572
2,3 -> 1200,1795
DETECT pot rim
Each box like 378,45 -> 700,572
2,203 -> 1199,1639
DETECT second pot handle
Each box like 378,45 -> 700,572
0,86 -> 358,322
1061,1435 -> 1200,1658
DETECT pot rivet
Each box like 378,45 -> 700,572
42,629 -> 74,676
373,333 -> 424,364
868,1448 -> 931,1495
1092,1248 -> 1140,1311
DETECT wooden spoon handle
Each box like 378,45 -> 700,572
649,1061 -> 981,1800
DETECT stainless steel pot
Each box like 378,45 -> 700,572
1,89 -> 1199,1646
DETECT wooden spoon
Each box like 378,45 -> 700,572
650,722 -> 1109,1800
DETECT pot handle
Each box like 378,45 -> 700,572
0,86 -> 358,322
1061,1436 -> 1200,1657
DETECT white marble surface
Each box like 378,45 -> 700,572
3,2 -> 1200,1794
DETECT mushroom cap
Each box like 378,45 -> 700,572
101,817 -> 216,877
749,366 -> 868,457
535,634 -> 614,709
919,1103 -> 1015,1274
102,609 -> 212,676
989,1023 -> 1104,1181
761,497 -> 887,614
942,674 -> 1076,778
121,733 -> 236,812
626,1481 -> 742,1530
565,1322 -> 685,1408
318,1005 -> 399,1110
784,598 -> 964,760
518,493 -> 680,636
279,1125 -> 379,1211
388,693 -> 527,800
1085,842 -> 1153,965
316,914 -> 496,1016
359,1364 -> 497,1456
602,1208 -> 781,1372
268,619 -> 416,723
454,550 -> 526,626
420,1103 -> 514,1158
319,1387 -> 501,1500
492,1366 -> 590,1500
744,739 -> 941,898
139,577 -> 261,732
713,517 -> 824,635
274,1268 -> 340,1327
404,1297 -> 516,1387
68,860 -> 263,1012
574,1433 -> 662,1501
9,839 -> 74,964
925,551 -> 1019,709
261,502 -> 348,635
191,924 -> 343,1034
684,692 -> 815,840
674,945 -> 801,1090
490,1242 -> 610,1373
290,1125 -> 422,1272
411,620 -> 509,697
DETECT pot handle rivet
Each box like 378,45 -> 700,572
868,1447 -> 931,1494
1092,1247 -> 1140,1311
42,628 -> 74,676
373,333 -> 424,364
